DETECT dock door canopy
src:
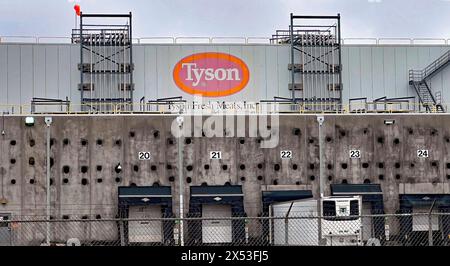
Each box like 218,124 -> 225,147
331,184 -> 385,241
118,186 -> 174,245
188,185 -> 246,245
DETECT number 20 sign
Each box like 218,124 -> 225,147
138,152 -> 151,160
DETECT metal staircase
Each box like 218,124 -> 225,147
409,50 -> 450,112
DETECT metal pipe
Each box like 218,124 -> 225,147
301,33 -> 305,103
292,15 -> 340,19
428,199 -> 437,246
284,202 -> 294,245
317,115 -> 325,245
45,117 -> 52,245
177,115 -> 185,246
290,13 -> 295,103
337,13 -> 343,107
80,13 -> 84,111
90,34 -> 93,112
129,12 -> 134,108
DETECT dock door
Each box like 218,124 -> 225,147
128,206 -> 163,243
201,204 -> 232,244
188,185 -> 246,245
118,186 -> 174,245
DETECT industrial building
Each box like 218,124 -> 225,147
0,13 -> 449,246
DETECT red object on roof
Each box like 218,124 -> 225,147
74,4 -> 81,16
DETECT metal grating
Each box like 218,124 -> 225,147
73,13 -> 134,113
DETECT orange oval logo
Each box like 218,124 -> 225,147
173,52 -> 250,97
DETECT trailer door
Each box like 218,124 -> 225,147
412,206 -> 439,232
272,200 -> 318,246
128,206 -> 162,243
202,204 -> 232,243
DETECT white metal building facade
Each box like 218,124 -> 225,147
1,43 -> 450,109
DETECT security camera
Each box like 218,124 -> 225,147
317,116 -> 325,126
45,117 -> 53,126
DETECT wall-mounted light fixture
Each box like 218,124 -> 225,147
384,119 -> 395,125
25,117 -> 35,127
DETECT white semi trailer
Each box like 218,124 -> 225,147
270,196 -> 363,246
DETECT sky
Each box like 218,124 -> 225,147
0,0 -> 450,39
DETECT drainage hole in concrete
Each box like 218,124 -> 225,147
81,166 -> 88,173
274,164 -> 280,171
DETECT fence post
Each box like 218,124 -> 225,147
428,199 -> 436,246
120,218 -> 125,246
284,217 -> 289,245
284,202 -> 294,245
428,212 -> 434,246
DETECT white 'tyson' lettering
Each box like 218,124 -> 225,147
182,63 -> 241,86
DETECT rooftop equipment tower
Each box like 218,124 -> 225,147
72,13 -> 134,112
271,14 -> 342,112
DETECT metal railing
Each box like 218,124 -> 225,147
1,213 -> 448,246
409,50 -> 450,82
0,36 -> 272,45
0,101 -> 445,115
3,36 -> 450,45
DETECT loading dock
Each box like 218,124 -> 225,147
261,189 -> 313,245
0,214 -> 11,246
118,186 -> 174,245
270,199 -> 318,245
187,185 -> 246,245
399,194 -> 450,246
128,205 -> 163,243
201,204 -> 233,243
330,184 -> 385,244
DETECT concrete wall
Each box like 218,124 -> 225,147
1,114 -> 449,220
2,43 -> 450,110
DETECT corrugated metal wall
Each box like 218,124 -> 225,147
1,43 -> 450,109
341,45 -> 450,103
0,44 -> 79,108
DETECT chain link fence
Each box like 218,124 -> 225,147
0,213 -> 449,246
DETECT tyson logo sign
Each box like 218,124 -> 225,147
173,52 -> 250,97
